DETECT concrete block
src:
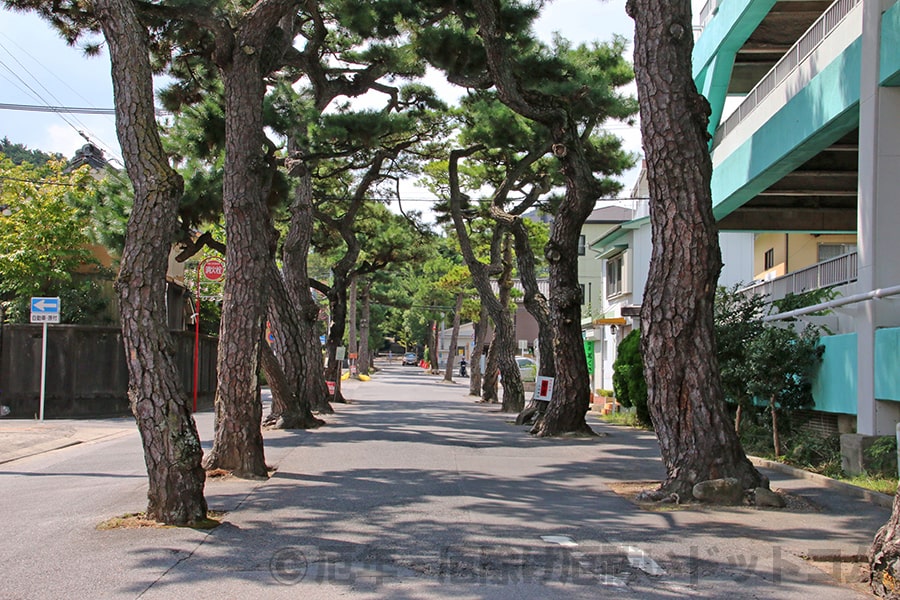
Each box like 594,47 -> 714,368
841,433 -> 890,476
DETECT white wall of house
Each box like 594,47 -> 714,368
719,232 -> 756,288
588,200 -> 755,393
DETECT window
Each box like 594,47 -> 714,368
817,243 -> 856,262
579,284 -> 586,305
606,253 -> 624,297
764,248 -> 775,270
578,235 -> 586,256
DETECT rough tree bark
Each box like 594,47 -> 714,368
282,157 -> 332,414
471,0 -> 594,434
628,0 -> 763,497
443,292 -> 464,382
203,2 -> 299,478
495,237 -> 525,413
318,153 -> 394,402
426,320 -> 439,373
482,331 -> 500,403
348,276 -> 358,373
94,0 -> 207,525
262,259 -> 324,429
871,491 -> 900,598
358,279 -> 372,376
470,308 -> 489,397
503,212 -> 555,425
448,148 -> 524,412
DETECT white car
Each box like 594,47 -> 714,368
516,357 -> 537,382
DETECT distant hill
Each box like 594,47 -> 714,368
0,137 -> 64,167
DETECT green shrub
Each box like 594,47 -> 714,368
784,430 -> 842,477
865,436 -> 898,479
612,330 -> 651,428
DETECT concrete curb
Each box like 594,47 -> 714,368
749,455 -> 895,509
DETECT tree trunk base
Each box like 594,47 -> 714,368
263,412 -> 325,430
515,406 -> 541,426
311,398 -> 335,414
531,420 -> 597,438
201,450 -> 269,481
652,465 -> 767,502
870,492 -> 900,598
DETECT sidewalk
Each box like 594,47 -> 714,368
0,416 -> 134,464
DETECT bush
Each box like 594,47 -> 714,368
784,430 -> 842,477
865,436 -> 898,479
612,330 -> 651,428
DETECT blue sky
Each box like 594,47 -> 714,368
0,1 -> 702,192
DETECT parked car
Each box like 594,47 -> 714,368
402,352 -> 419,366
516,356 -> 537,382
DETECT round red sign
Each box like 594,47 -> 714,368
202,259 -> 225,281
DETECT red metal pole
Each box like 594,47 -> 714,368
192,260 -> 201,412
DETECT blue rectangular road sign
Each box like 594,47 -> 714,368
31,297 -> 61,324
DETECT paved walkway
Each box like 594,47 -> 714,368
0,364 -> 891,598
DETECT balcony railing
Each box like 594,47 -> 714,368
739,251 -> 858,301
711,0 -> 860,148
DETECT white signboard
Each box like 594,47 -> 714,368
335,346 -> 346,361
534,376 -> 554,402
30,297 -> 60,324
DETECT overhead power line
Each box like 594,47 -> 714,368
0,102 -> 116,115
0,102 -> 171,116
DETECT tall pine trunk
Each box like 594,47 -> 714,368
358,280 -> 372,376
263,261 -> 324,430
482,333 -> 500,403
532,193 -> 594,435
770,396 -> 781,458
629,0 -> 763,497
203,21 -> 281,479
283,158 -> 332,414
444,292 -> 464,382
470,311 -> 489,397
870,490 -> 900,597
426,320 -> 439,373
471,0 -> 593,435
496,239 -> 525,413
95,0 -> 207,525
447,149 -> 523,410
348,276 -> 358,373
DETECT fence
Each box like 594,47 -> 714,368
712,0 -> 861,147
0,324 -> 217,419
740,252 -> 857,301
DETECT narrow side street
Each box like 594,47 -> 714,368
0,363 -> 888,599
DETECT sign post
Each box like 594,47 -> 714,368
534,376 -> 554,402
31,297 -> 60,420
194,258 -> 225,412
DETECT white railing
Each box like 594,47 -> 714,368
712,0 -> 860,148
740,251 -> 858,301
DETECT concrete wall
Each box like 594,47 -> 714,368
810,327 -> 900,416
0,324 -> 217,419
720,232 -> 755,286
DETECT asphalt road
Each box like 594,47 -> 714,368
0,363 -> 888,599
